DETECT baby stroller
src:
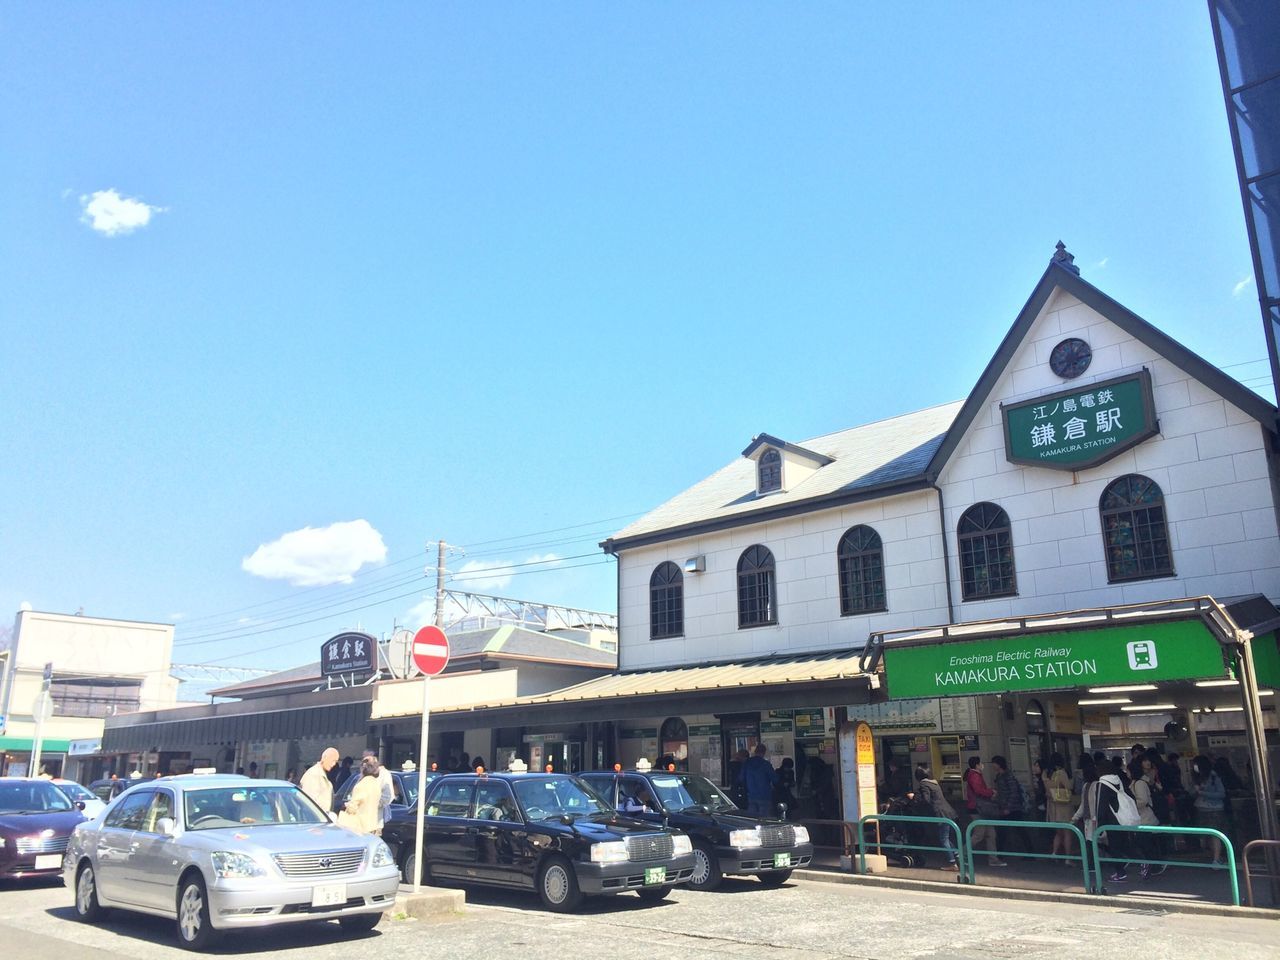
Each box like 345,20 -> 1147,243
876,793 -> 935,868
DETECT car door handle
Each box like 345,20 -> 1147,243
478,828 -> 498,837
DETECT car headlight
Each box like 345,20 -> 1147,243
210,851 -> 265,879
671,834 -> 692,857
371,841 -> 394,868
589,841 -> 629,864
792,825 -> 810,845
728,828 -> 762,849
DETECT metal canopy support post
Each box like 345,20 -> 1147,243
1235,635 -> 1279,847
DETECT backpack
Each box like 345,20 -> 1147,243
1104,779 -> 1141,827
1009,774 -> 1029,814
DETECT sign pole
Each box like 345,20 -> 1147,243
31,662 -> 52,778
408,624 -> 450,895
413,674 -> 430,894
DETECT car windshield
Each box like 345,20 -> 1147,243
0,780 -> 75,814
55,781 -> 97,803
512,777 -> 611,820
647,774 -> 738,812
183,785 -> 329,830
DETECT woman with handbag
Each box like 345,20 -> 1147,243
1044,752 -> 1075,861
337,756 -> 382,835
963,757 -> 1009,867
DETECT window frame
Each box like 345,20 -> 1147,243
649,561 -> 685,640
837,525 -> 887,615
105,790 -> 155,831
957,502 -> 1018,601
757,448 -> 782,494
736,544 -> 778,628
1100,474 -> 1175,584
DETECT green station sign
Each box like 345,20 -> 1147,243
883,619 -> 1229,699
1002,370 -> 1158,471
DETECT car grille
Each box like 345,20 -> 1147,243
272,849 -> 364,878
760,825 -> 795,848
625,833 -> 673,862
16,836 -> 69,856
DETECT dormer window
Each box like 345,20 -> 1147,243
758,448 -> 782,494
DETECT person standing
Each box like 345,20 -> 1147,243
1044,752 -> 1075,861
729,749 -> 750,809
963,757 -> 1008,867
1127,758 -> 1160,879
300,747 -> 339,812
329,755 -> 353,789
362,749 -> 394,834
338,756 -> 383,835
990,756 -> 1029,855
1189,755 -> 1228,864
915,764 -> 959,873
742,743 -> 777,817
774,757 -> 798,818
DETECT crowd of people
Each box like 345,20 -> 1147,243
292,746 -> 396,836
887,744 -> 1247,881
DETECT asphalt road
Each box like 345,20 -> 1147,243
2,874 -> 1276,960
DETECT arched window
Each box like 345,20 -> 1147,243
649,562 -> 684,639
758,448 -> 782,494
838,525 -> 886,615
958,502 -> 1016,600
737,545 -> 777,628
659,717 -> 688,769
1101,474 -> 1173,582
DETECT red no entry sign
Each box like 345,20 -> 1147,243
412,625 -> 450,677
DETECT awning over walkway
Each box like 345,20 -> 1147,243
102,688 -> 373,754
0,737 -> 71,753
413,649 -> 875,730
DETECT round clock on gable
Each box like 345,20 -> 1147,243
1049,337 -> 1092,379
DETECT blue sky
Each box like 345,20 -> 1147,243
0,6 -> 1268,683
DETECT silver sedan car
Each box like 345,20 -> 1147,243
65,775 -> 400,950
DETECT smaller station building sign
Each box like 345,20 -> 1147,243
321,630 -> 377,678
883,619 -> 1228,699
1002,370 -> 1158,471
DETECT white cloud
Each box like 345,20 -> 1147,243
1095,257 -> 1109,269
241,519 -> 387,587
1233,274 -> 1255,299
79,188 -> 164,236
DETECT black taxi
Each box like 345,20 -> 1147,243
381,770 -> 696,912
579,767 -> 813,890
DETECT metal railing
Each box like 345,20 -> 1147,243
1091,825 -> 1239,906
855,814 -> 964,878
963,819 -> 1091,891
1240,839 -> 1280,908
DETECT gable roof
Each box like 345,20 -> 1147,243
740,433 -> 835,466
925,258 -> 1278,476
604,401 -> 963,551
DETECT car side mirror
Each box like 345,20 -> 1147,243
75,800 -> 86,811
156,817 -> 176,836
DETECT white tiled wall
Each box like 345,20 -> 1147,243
939,288 -> 1280,618
617,287 -> 1280,671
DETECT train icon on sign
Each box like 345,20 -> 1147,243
1127,640 -> 1158,671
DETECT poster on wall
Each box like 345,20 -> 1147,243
940,698 -> 979,732
759,719 -> 793,760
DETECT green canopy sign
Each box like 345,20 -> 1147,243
1002,370 -> 1158,470
883,619 -> 1228,699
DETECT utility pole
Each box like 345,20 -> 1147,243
433,540 -> 448,628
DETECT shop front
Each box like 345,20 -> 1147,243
865,595 -> 1280,843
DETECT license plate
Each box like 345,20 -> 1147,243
643,866 -> 666,885
773,852 -> 791,869
311,883 -> 347,907
34,854 -> 61,871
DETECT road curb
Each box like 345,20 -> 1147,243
388,884 -> 466,921
795,868 -> 1278,921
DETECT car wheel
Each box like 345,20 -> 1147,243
338,912 -> 381,932
401,851 -> 428,885
176,875 -> 221,951
635,885 -> 670,901
74,862 -> 108,922
687,842 -> 723,891
757,869 -> 792,887
537,855 -> 583,912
